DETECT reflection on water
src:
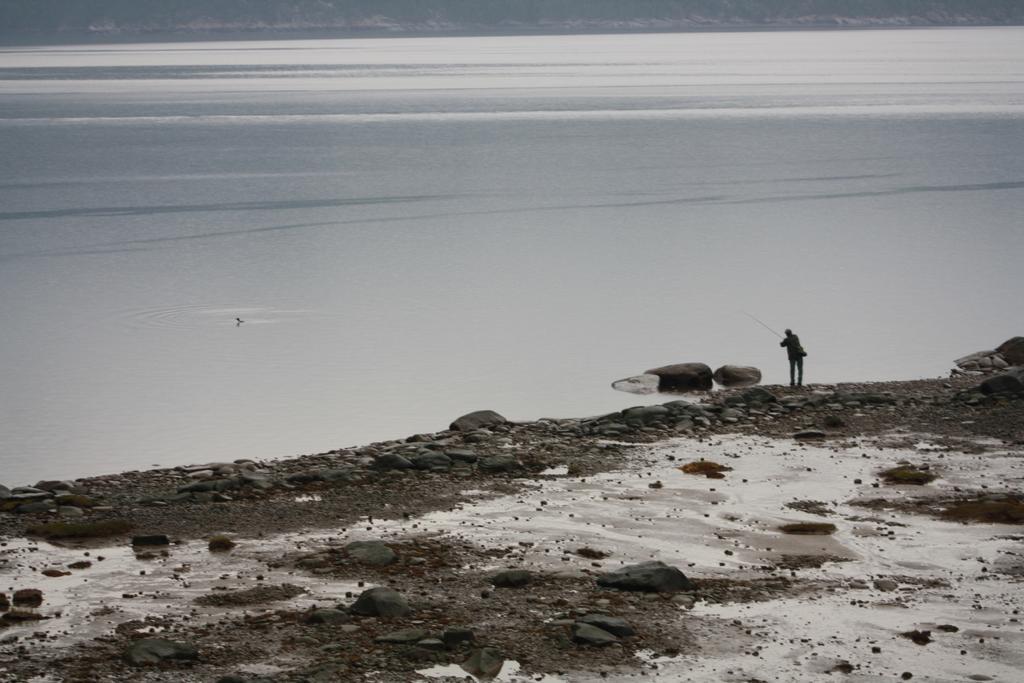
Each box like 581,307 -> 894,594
1,28 -> 1023,483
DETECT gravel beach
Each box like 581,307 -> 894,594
2,374 -> 1022,682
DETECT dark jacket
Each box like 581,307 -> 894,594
781,334 -> 805,360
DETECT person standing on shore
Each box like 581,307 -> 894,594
780,329 -> 807,387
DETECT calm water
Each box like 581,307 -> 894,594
1,29 -> 1023,483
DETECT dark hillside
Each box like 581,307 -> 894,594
1,0 -> 1022,35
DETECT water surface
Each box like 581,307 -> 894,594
1,29 -> 1022,482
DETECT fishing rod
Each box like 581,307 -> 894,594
742,311 -> 784,339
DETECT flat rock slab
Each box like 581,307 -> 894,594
611,374 -> 661,395
577,613 -> 636,637
571,622 -> 620,646
376,628 -> 429,644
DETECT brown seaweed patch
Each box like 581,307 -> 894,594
208,535 -> 237,552
26,519 -> 134,539
779,522 -> 837,535
880,467 -> 937,486
679,461 -> 733,478
194,583 -> 305,607
785,500 -> 833,516
941,500 -> 1024,524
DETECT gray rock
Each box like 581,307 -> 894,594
349,587 -> 410,618
57,506 -> 85,517
11,486 -> 47,496
178,478 -> 238,494
15,501 -> 55,514
303,609 -> 351,625
712,365 -> 762,387
0,484 -> 9,500
442,627 -> 475,649
577,614 -> 636,637
979,370 -> 1024,395
450,410 -> 507,432
9,490 -> 50,502
319,468 -> 354,483
622,405 -> 670,425
571,622 -> 619,646
34,480 -> 75,492
874,579 -> 899,592
462,647 -> 505,679
645,362 -> 713,392
742,387 -> 779,404
417,638 -> 446,651
286,471 -> 322,485
596,560 -> 693,593
411,451 -> 452,470
997,336 -> 1024,365
794,430 -> 827,440
345,540 -> 398,567
445,448 -> 479,463
611,374 -> 661,395
489,569 -> 532,588
719,408 -> 744,421
373,453 -> 415,470
478,454 -> 519,474
375,628 -> 428,644
124,638 -> 198,665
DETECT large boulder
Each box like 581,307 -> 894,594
716,366 -> 765,387
997,337 -> 1024,366
712,365 -> 762,388
450,410 -> 507,432
596,560 -> 693,593
645,363 -> 713,392
349,587 -> 410,617
124,638 -> 199,666
979,369 -> 1024,395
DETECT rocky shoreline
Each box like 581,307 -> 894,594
2,371 -> 1023,681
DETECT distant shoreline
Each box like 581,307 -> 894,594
1,20 -> 1020,47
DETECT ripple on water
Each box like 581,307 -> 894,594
113,303 -> 319,330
